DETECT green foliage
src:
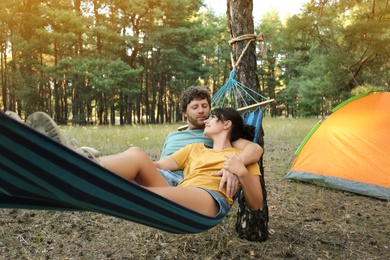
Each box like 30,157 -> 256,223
350,84 -> 387,96
0,0 -> 388,121
256,0 -> 389,117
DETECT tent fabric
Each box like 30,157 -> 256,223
286,92 -> 390,200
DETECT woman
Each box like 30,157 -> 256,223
100,107 -> 263,217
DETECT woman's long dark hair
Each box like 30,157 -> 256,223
210,107 -> 255,142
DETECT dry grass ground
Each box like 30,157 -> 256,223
1,117 -> 389,259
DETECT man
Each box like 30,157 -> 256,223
156,86 -> 263,198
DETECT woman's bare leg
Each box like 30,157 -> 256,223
99,148 -> 220,216
99,147 -> 169,187
148,186 -> 219,216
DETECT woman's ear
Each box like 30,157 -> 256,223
224,120 -> 232,130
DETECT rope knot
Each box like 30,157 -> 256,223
229,34 -> 267,69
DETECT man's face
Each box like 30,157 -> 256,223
184,98 -> 210,130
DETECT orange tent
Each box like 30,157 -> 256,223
286,92 -> 390,199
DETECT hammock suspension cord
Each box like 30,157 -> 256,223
228,33 -> 267,70
211,34 -> 269,110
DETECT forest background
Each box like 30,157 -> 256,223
0,0 -> 389,125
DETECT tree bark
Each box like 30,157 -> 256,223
227,0 -> 269,242
227,0 -> 257,89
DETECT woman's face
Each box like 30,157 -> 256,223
203,114 -> 225,137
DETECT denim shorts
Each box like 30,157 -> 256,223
158,169 -> 183,186
198,188 -> 230,219
158,169 -> 229,218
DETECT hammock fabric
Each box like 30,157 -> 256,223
0,69 -> 273,235
0,106 -> 269,235
0,111 -> 224,234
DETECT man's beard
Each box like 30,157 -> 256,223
187,115 -> 206,129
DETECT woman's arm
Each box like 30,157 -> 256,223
238,173 -> 262,210
154,156 -> 179,171
231,138 -> 263,166
223,153 -> 263,210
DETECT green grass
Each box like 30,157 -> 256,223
62,123 -> 181,158
262,116 -> 319,145
61,117 -> 318,159
261,117 -> 318,180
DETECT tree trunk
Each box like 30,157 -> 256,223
227,0 -> 269,242
1,42 -> 7,112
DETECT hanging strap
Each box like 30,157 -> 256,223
228,34 -> 267,70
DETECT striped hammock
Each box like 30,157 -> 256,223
0,112 -> 224,233
0,75 -> 273,234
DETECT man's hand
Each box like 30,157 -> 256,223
222,153 -> 247,178
212,168 -> 239,198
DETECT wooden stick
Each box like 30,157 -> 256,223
236,99 -> 275,114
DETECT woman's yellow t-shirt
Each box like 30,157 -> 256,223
171,143 -> 260,206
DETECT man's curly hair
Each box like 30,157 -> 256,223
179,86 -> 211,113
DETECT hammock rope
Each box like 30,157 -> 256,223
228,33 -> 267,69
211,33 -> 270,111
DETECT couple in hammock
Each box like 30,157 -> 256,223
8,86 -> 263,218
98,86 -> 263,217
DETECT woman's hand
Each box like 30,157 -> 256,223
212,168 -> 239,198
